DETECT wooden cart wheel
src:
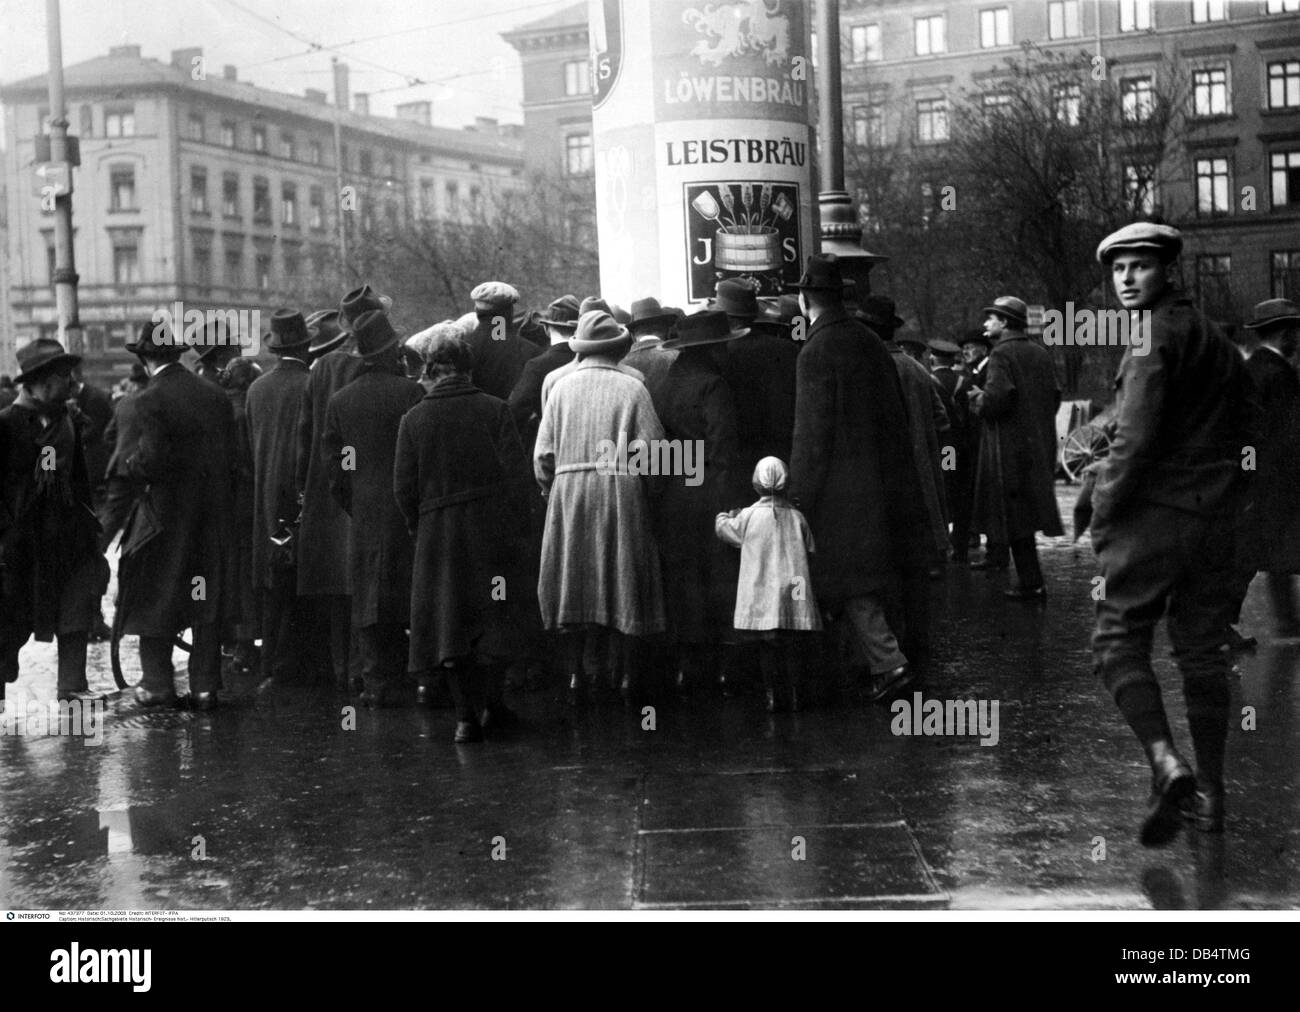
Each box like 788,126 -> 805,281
1060,422 -> 1112,483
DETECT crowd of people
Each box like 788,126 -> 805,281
4,219 -> 1299,847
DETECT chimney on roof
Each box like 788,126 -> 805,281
223,64 -> 238,81
304,88 -> 328,104
473,116 -> 499,135
395,101 -> 432,127
109,44 -> 142,59
332,60 -> 350,112
171,47 -> 203,72
354,92 -> 370,116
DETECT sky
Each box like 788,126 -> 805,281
0,0 -> 579,132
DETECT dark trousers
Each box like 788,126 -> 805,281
1010,538 -> 1044,589
1092,501 -> 1235,786
260,569 -> 307,680
139,623 -> 222,696
357,623 -> 407,694
303,594 -> 352,685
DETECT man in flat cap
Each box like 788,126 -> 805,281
468,281 -> 541,402
101,320 -> 238,710
0,339 -> 107,710
969,296 -> 1063,599
1079,221 -> 1257,844
1231,299 -> 1300,639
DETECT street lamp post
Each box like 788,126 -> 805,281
814,0 -> 887,296
45,0 -> 81,351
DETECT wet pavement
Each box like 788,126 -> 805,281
2,486 -> 1298,911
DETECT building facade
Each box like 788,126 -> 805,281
1,45 -> 523,383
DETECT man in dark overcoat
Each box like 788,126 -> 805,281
929,338 -> 969,559
295,285 -> 385,690
247,310 -> 315,682
1237,299 -> 1300,636
1,340 -> 106,709
1078,222 -> 1256,845
713,280 -> 799,480
468,281 -> 542,402
959,330 -> 996,567
100,321 -> 237,710
508,295 -> 580,456
322,311 -> 424,706
969,296 -> 1063,599
788,255 -> 930,703
620,297 -> 680,411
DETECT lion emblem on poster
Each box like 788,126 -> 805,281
683,0 -> 791,67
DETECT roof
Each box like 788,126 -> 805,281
1,51 -> 522,164
502,2 -> 587,40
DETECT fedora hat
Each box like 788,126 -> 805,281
628,297 -> 680,335
339,284 -> 393,332
958,328 -> 992,348
570,310 -> 632,356
981,296 -> 1029,329
126,318 -> 184,359
349,310 -> 402,360
1096,221 -> 1183,265
14,338 -> 80,385
195,318 -> 237,362
859,295 -> 906,333
661,310 -> 750,350
709,279 -> 779,322
538,295 -> 582,331
1244,299 -> 1300,332
752,294 -> 802,333
306,310 -> 347,356
795,253 -> 846,291
264,309 -> 313,353
579,296 -> 613,318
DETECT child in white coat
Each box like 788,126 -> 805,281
715,457 -> 821,712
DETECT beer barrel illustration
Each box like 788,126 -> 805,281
716,226 -> 781,273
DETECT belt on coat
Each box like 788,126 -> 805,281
419,482 -> 506,514
555,462 -> 612,475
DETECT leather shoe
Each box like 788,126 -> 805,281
865,664 -> 913,704
1003,584 -> 1046,602
454,719 -> 484,744
969,557 -> 1008,571
1181,789 -> 1225,833
134,686 -> 179,708
1139,740 -> 1197,847
56,689 -> 103,703
193,691 -> 219,713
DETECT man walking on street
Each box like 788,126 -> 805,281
1078,222 -> 1256,845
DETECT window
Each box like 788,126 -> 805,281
1272,150 -> 1300,207
46,242 -> 57,283
850,24 -> 881,63
79,105 -> 93,137
565,132 -> 593,176
445,180 -> 460,211
359,149 -> 373,175
284,250 -> 300,283
308,141 -> 322,165
105,107 -> 135,137
852,105 -> 884,147
309,186 -> 324,229
1195,254 -> 1232,316
252,125 -> 266,153
1193,68 -> 1229,117
225,250 -> 242,287
282,183 -> 298,226
112,242 -> 139,285
255,253 -> 272,291
1274,251 -> 1300,300
382,156 -> 395,180
222,174 -> 240,217
221,121 -> 236,148
915,15 -> 945,56
190,167 -> 208,214
420,179 -> 435,217
1053,83 -> 1082,125
194,246 -> 212,288
282,132 -> 295,160
1048,0 -> 1081,39
1192,0 -> 1226,23
980,8 -> 1010,48
1195,157 -> 1230,215
1121,76 -> 1155,123
109,165 -> 136,211
916,98 -> 949,143
1124,163 -> 1157,215
564,59 -> 590,96
1119,0 -> 1152,31
253,177 -> 271,223
1267,0 -> 1300,12
982,92 -> 1012,112
187,113 -> 204,142
1268,61 -> 1300,110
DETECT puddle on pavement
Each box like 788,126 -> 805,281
3,805 -> 191,865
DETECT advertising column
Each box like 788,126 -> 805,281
591,0 -> 815,309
